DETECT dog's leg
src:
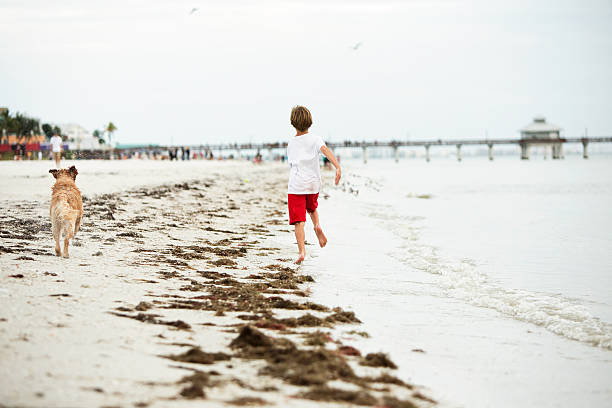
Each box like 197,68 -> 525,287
52,220 -> 61,256
62,220 -> 75,259
74,215 -> 82,236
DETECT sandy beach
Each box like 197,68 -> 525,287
0,159 -> 435,408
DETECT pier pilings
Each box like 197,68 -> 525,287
520,142 -> 529,160
552,143 -> 563,160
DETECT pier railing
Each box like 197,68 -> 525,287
114,137 -> 612,162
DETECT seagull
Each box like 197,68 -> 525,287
350,42 -> 362,51
189,7 -> 199,15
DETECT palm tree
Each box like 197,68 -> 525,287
12,113 -> 40,142
105,122 -> 117,159
105,122 -> 117,146
0,109 -> 12,143
42,123 -> 53,140
93,129 -> 105,146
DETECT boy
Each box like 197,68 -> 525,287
287,106 -> 341,264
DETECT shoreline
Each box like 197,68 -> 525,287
307,158 -> 612,408
0,160 -> 436,407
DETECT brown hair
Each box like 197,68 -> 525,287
290,106 -> 312,132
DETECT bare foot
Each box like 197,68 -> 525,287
314,225 -> 327,248
295,252 -> 305,264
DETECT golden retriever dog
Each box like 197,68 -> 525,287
49,166 -> 83,258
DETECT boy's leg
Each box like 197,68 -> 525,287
288,194 -> 307,264
308,210 -> 327,248
294,221 -> 306,264
306,194 -> 327,248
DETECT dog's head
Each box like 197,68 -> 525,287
49,165 -> 78,181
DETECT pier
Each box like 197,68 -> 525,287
114,136 -> 612,162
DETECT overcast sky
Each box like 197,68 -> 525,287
1,0 -> 611,145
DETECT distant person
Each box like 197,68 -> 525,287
50,132 -> 63,168
322,156 -> 331,169
287,106 -> 341,264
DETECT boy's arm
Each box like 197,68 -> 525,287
320,145 -> 341,185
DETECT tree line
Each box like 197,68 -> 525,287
0,109 -> 41,143
0,108 -> 117,146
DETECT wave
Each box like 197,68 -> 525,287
341,172 -> 612,351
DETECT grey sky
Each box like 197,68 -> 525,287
1,0 -> 611,145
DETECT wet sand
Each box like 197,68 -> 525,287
0,160 -> 435,408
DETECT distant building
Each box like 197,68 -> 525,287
5,134 -> 45,144
57,123 -> 102,150
519,116 -> 563,159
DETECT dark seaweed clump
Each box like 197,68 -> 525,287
164,347 -> 231,364
360,352 -> 398,369
230,326 -> 356,386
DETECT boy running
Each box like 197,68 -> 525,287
287,106 -> 341,264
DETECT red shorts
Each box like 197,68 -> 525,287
288,193 -> 319,225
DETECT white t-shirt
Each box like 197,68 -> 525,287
287,133 -> 326,194
50,136 -> 62,153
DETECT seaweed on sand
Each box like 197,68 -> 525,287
262,264 -> 296,273
179,384 -> 206,399
302,330 -> 332,346
264,270 -> 315,290
171,244 -> 246,259
197,270 -> 232,280
0,217 -> 51,240
298,386 -> 377,406
135,301 -> 153,311
326,308 -> 361,324
366,373 -> 413,389
210,258 -> 238,267
226,396 -> 268,406
382,396 -> 423,408
230,326 -> 357,386
164,347 -> 231,364
251,314 -> 328,330
176,371 -> 212,399
110,312 -> 191,330
338,345 -> 362,356
360,352 -> 398,369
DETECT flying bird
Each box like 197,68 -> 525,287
350,42 -> 362,51
189,7 -> 199,15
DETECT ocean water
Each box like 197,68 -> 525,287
299,156 -> 612,407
